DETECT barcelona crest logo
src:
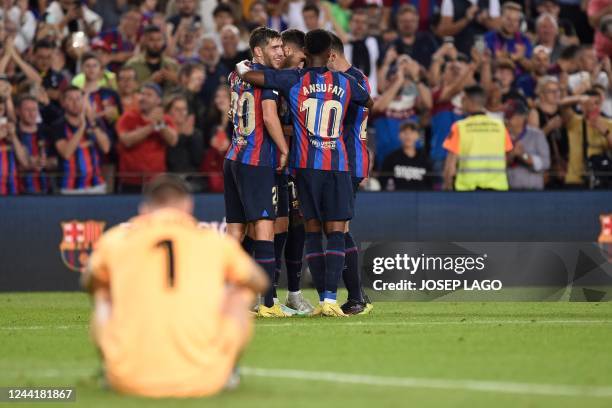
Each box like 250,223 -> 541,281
60,220 -> 105,273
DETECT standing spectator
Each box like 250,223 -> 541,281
534,0 -> 579,46
567,46 -> 609,97
534,13 -> 564,62
219,25 -> 251,70
5,0 -> 37,53
45,0 -> 102,39
167,0 -> 201,35
174,62 -> 206,130
211,3 -> 237,49
528,76 -> 568,187
200,84 -> 231,192
51,86 -> 110,194
16,95 -> 54,194
91,0 -> 128,32
126,25 -> 179,93
198,34 -> 230,105
165,94 -> 204,190
387,5 -> 438,70
516,45 -> 552,99
173,25 -> 201,64
429,46 -> 477,185
484,2 -> 533,75
345,8 -> 380,96
436,0 -> 501,56
93,7 -> 139,73
0,98 -> 29,196
116,83 -> 178,193
443,85 -> 513,191
381,121 -> 431,190
562,89 -> 612,188
373,54 -> 432,166
588,0 -> 612,59
72,52 -> 116,91
116,66 -> 140,112
505,98 -> 551,190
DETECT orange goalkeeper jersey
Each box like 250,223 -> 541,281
88,208 -> 255,397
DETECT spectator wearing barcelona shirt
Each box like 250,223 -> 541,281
16,95 -> 56,195
0,105 -> 29,196
51,86 -> 111,195
116,83 -> 178,193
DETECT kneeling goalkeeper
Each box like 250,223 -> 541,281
82,174 -> 268,397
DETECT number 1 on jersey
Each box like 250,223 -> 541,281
156,240 -> 175,288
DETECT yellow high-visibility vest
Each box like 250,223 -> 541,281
455,114 -> 509,191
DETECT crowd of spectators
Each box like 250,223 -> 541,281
0,0 -> 611,195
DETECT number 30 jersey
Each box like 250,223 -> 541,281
226,63 -> 278,167
262,67 -> 370,172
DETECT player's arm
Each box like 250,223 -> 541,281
262,97 -> 289,169
237,61 -> 299,93
347,76 -> 374,110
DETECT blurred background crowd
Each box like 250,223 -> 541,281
0,0 -> 611,194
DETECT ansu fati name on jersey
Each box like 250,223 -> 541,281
301,83 -> 346,98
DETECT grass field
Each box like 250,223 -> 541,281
1,291 -> 612,407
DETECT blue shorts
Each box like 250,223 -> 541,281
223,160 -> 276,223
276,173 -> 289,218
295,168 -> 354,222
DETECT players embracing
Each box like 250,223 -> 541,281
236,29 -> 373,317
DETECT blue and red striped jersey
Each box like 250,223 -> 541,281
51,119 -> 104,190
19,128 -> 50,194
344,66 -> 371,179
0,138 -> 19,195
262,66 -> 370,171
226,63 -> 279,167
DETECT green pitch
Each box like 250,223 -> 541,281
1,292 -> 612,408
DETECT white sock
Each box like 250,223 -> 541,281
273,298 -> 279,304
288,291 -> 301,296
324,298 -> 337,304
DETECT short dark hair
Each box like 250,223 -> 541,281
464,84 -> 486,101
397,4 -> 418,16
281,29 -> 305,49
163,93 -> 188,112
16,93 -> 38,107
400,120 -> 419,132
81,52 -> 100,64
328,32 -> 344,54
34,39 -> 55,52
62,85 -> 83,98
143,24 -> 162,36
249,27 -> 281,52
118,65 -> 137,76
143,174 -> 191,205
303,2 -> 320,16
213,3 -> 234,17
559,44 -> 580,60
305,29 -> 331,56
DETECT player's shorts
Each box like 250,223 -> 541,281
275,173 -> 289,218
352,177 -> 363,200
224,160 -> 276,223
294,168 -> 354,222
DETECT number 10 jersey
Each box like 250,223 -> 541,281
262,66 -> 370,172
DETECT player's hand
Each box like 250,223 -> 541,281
277,152 -> 288,172
236,60 -> 251,77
